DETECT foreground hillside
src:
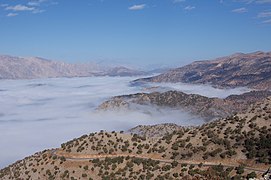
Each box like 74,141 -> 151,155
133,51 -> 271,90
98,90 -> 271,121
1,97 -> 270,180
0,55 -> 145,79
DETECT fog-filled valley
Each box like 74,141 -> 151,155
0,76 -> 251,168
1,0 -> 271,178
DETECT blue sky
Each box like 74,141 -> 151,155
0,0 -> 271,67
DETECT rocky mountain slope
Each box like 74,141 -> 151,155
1,97 -> 270,180
98,90 -> 271,121
133,51 -> 271,90
0,55 -> 146,79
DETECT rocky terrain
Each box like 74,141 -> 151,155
0,55 -> 146,79
1,96 -> 270,180
133,51 -> 271,90
128,123 -> 184,138
98,90 -> 271,121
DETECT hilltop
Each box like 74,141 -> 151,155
133,51 -> 271,90
1,96 -> 270,180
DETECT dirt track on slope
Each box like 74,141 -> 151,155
52,149 -> 268,173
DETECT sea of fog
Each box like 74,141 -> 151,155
0,76 -> 250,168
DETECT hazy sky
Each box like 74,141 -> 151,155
0,0 -> 271,66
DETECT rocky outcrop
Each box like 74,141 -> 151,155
98,90 -> 271,121
133,51 -> 271,90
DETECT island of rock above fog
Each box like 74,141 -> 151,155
98,90 -> 271,121
133,51 -> 271,90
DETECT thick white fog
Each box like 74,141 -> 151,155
0,76 -> 249,168
144,82 -> 250,98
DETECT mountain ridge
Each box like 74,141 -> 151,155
133,51 -> 271,90
98,90 -> 271,121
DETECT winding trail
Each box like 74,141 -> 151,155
51,149 -> 267,173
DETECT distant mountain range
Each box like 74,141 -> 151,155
133,51 -> 271,90
0,55 -> 146,79
98,90 -> 271,121
2,51 -> 270,84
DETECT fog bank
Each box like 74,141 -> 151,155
0,76 -> 249,168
